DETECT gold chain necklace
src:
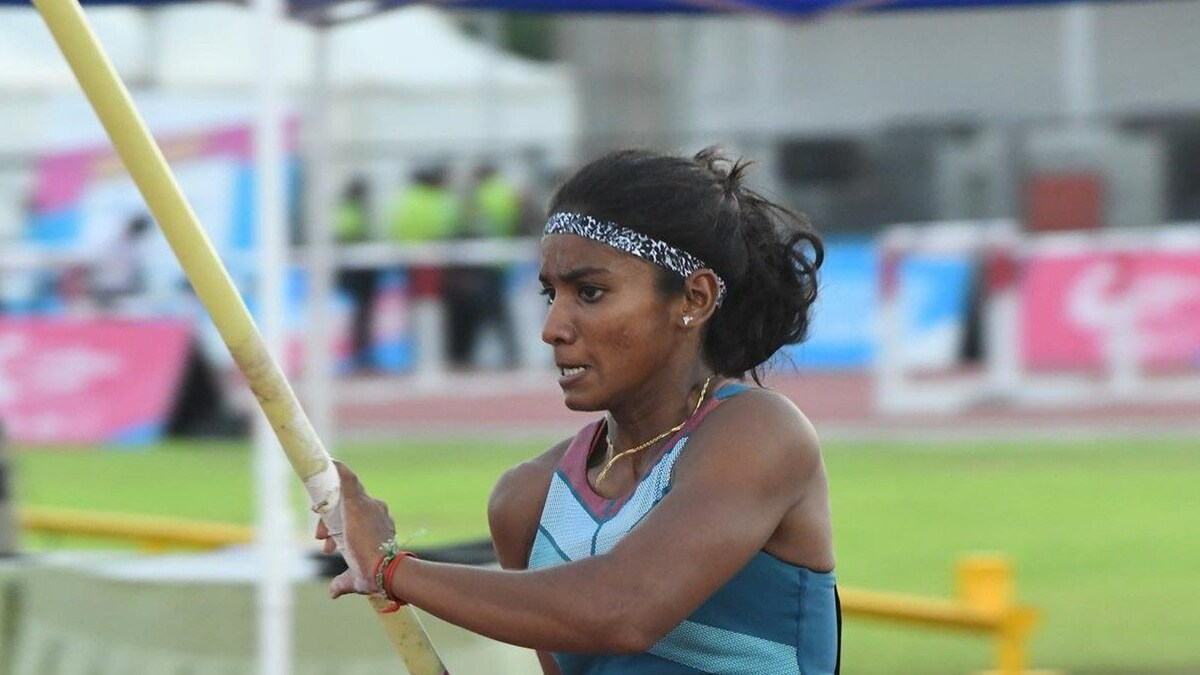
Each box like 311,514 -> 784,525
596,375 -> 714,485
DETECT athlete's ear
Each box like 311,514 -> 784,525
679,270 -> 718,329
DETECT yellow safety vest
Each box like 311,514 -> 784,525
468,177 -> 520,238
387,185 -> 459,242
335,201 -> 368,242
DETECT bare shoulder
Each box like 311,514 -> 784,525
720,386 -> 816,436
487,438 -> 571,569
680,386 -> 821,481
491,438 -> 569,508
712,387 -> 817,447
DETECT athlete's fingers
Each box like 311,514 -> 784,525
333,460 -> 364,497
329,570 -> 357,599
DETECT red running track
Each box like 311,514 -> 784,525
335,371 -> 1199,441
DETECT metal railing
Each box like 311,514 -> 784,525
841,555 -> 1046,675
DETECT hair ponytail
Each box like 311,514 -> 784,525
691,149 -> 822,381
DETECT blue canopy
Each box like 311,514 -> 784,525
364,0 -> 1128,14
2,0 -> 1141,23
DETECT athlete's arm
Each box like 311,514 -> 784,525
488,442 -> 567,675
327,391 -> 821,654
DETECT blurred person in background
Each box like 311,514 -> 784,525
385,164 -> 461,365
442,163 -> 523,369
465,163 -> 521,240
335,176 -> 377,372
386,164 -> 459,244
319,148 -> 839,675
90,213 -> 153,311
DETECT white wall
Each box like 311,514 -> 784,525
562,1 -> 1200,139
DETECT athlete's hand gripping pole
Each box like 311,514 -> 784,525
32,0 -> 448,672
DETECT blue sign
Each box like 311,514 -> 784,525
897,253 -> 974,368
778,240 -> 878,370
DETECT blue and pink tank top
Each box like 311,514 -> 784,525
527,383 -> 841,674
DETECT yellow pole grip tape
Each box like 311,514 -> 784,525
32,0 -> 449,672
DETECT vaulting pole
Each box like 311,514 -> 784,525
32,0 -> 448,672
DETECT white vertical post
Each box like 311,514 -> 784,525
253,0 -> 295,673
1108,291 -> 1139,400
480,12 -> 510,370
1108,252 -> 1139,400
481,12 -> 503,150
414,296 -> 447,385
985,286 -> 1021,399
1062,2 -> 1097,126
984,224 -> 1022,400
305,27 -> 336,448
875,229 -> 906,414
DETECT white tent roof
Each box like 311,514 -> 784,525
0,7 -> 147,90
0,5 -> 576,155
153,5 -> 570,93
150,4 -> 315,89
327,7 -> 570,91
0,5 -> 569,93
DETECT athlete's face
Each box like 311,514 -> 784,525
539,234 -> 685,412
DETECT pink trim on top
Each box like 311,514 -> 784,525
557,390 -> 733,519
559,420 -> 609,516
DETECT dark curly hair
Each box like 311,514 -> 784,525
548,148 -> 823,383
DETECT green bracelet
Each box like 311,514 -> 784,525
374,537 -> 401,592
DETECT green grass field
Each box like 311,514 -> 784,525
10,436 -> 1200,674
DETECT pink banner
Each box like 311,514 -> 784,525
0,319 -> 191,445
34,120 -> 301,211
1020,250 -> 1200,370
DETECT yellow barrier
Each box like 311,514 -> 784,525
18,506 -> 253,553
20,510 -> 1050,673
841,554 -> 1051,675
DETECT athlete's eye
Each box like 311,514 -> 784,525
579,286 -> 605,303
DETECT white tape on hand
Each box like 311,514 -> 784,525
304,461 -> 342,516
307,463 -> 375,593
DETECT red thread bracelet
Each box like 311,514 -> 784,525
378,550 -> 416,613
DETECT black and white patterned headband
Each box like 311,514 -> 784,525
544,212 -> 727,305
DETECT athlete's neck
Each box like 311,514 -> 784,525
604,365 -> 719,463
